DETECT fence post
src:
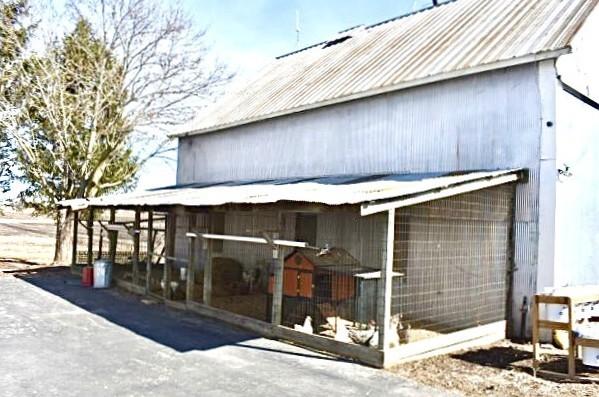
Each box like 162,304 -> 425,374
271,243 -> 283,326
108,208 -> 117,266
186,213 -> 197,303
145,210 -> 154,295
202,238 -> 213,306
71,210 -> 79,268
132,208 -> 141,285
164,211 -> 176,300
378,208 -> 395,351
86,208 -> 94,268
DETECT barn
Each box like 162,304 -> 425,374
60,0 -> 599,367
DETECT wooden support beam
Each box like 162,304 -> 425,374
108,208 -> 117,266
86,209 -> 94,267
271,244 -> 283,326
186,213 -> 197,303
271,215 -> 285,325
202,237 -> 213,305
71,210 -> 79,268
145,210 -> 154,295
97,228 -> 104,259
378,209 -> 395,350
132,208 -> 141,285
164,211 -> 176,300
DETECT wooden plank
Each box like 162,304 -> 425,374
385,321 -> 506,366
537,320 -> 571,331
164,211 -> 176,300
274,326 -> 384,368
114,277 -> 146,296
186,301 -> 274,337
186,213 -> 197,303
377,208 -> 395,350
86,209 -> 94,267
71,210 -> 79,267
200,233 -> 309,248
132,208 -> 141,285
576,338 -> 599,348
145,210 -> 154,294
535,295 -> 570,305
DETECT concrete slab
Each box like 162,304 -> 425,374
0,268 -> 455,397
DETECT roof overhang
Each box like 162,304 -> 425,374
59,169 -> 523,216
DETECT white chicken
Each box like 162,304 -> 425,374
334,323 -> 352,343
294,315 -> 313,334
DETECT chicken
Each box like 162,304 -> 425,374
349,320 -> 377,345
334,323 -> 352,343
294,315 -> 313,334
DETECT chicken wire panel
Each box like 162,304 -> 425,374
208,210 -> 290,321
392,184 -> 515,340
281,210 -> 387,348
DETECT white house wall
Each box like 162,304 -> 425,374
177,64 -> 545,337
554,89 -> 599,286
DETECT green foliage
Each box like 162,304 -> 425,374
14,18 -> 138,213
0,0 -> 29,194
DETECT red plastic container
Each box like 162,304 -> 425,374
81,266 -> 94,287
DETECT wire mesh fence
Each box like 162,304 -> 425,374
72,182 -> 515,350
391,184 -> 515,342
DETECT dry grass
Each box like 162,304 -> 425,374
0,208 -> 56,265
390,340 -> 599,397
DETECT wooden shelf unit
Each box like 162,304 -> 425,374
532,292 -> 599,381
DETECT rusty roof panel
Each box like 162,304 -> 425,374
177,0 -> 597,137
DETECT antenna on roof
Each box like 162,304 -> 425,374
295,10 -> 301,47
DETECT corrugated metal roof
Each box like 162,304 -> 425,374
175,0 -> 597,137
59,169 -> 519,210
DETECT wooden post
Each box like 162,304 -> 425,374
145,210 -> 154,294
186,213 -> 197,303
86,208 -> 94,267
567,297 -> 576,378
271,243 -> 283,326
71,210 -> 79,268
108,208 -> 117,266
98,228 -> 103,259
202,238 -> 213,305
164,211 -> 176,300
378,208 -> 395,350
132,208 -> 141,285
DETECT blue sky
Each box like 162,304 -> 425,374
138,0 -> 434,189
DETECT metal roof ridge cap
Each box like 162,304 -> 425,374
170,47 -> 571,139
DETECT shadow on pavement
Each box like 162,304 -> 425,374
12,266 -> 341,363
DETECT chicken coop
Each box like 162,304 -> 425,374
64,170 -> 520,367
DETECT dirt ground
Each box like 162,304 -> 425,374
391,340 -> 599,397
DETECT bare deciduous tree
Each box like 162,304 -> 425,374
0,0 -> 232,264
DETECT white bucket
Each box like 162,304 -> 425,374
93,259 -> 112,289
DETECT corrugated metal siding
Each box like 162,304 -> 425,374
180,0 -> 596,135
177,63 -> 543,337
